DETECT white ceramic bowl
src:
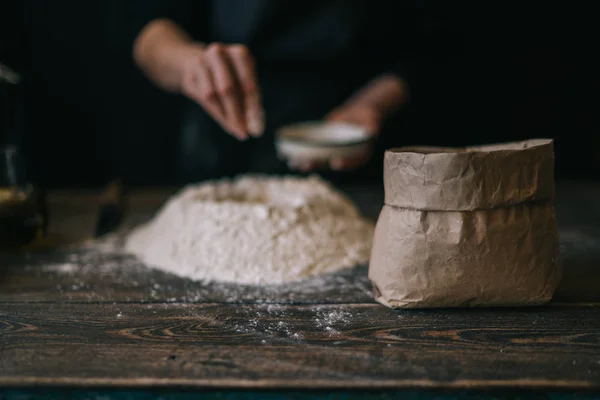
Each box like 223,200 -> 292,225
275,121 -> 372,163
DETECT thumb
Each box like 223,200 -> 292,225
324,108 -> 347,122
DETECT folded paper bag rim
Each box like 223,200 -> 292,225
383,139 -> 555,211
386,138 -> 552,156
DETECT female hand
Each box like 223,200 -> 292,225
288,103 -> 382,172
324,104 -> 382,170
288,74 -> 406,172
179,43 -> 264,140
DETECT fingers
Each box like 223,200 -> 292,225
194,64 -> 229,128
288,159 -> 319,172
287,157 -> 367,172
183,43 -> 263,140
227,45 -> 264,137
325,108 -> 346,123
205,44 -> 247,140
331,146 -> 372,170
287,152 -> 371,172
329,155 -> 368,171
181,51 -> 236,137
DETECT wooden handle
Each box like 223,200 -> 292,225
100,180 -> 123,206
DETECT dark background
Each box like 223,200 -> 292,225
1,1 -> 598,187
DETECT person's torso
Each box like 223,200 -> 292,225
189,0 -> 415,78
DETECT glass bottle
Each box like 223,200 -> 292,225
0,63 -> 47,250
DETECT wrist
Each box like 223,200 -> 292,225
350,74 -> 408,117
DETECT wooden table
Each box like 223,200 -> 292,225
1,182 -> 600,395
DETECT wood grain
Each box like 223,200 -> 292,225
0,183 -> 599,305
0,255 -> 374,304
1,303 -> 600,389
1,246 -> 599,304
1,182 -> 600,390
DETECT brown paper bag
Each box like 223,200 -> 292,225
369,139 -> 561,308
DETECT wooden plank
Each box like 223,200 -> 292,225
27,187 -> 178,247
1,222 -> 598,304
1,182 -> 599,304
1,303 -> 600,389
0,253 -> 374,304
0,185 -> 381,304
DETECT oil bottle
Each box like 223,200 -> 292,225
0,62 -> 47,250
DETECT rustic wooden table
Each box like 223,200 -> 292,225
1,182 -> 599,397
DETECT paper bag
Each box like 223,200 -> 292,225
369,139 -> 561,308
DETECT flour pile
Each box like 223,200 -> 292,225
125,175 -> 374,285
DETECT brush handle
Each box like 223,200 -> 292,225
94,180 -> 126,237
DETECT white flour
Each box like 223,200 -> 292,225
125,175 -> 374,285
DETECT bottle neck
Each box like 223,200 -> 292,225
0,63 -> 22,148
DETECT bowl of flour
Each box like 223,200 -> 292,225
275,122 -> 372,164
125,175 -> 374,286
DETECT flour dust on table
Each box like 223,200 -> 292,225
125,175 -> 374,285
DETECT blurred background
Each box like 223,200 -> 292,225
1,1 -> 598,187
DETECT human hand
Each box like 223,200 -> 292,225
178,43 -> 264,140
288,74 -> 406,172
288,103 -> 382,172
325,104 -> 382,170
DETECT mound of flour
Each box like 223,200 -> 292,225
125,175 -> 374,285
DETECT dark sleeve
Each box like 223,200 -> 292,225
127,0 -> 208,46
0,1 -> 24,71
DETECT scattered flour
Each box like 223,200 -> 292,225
40,263 -> 79,273
125,175 -> 374,285
315,308 -> 352,336
232,304 -> 304,340
231,304 -> 356,341
315,309 -> 352,328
